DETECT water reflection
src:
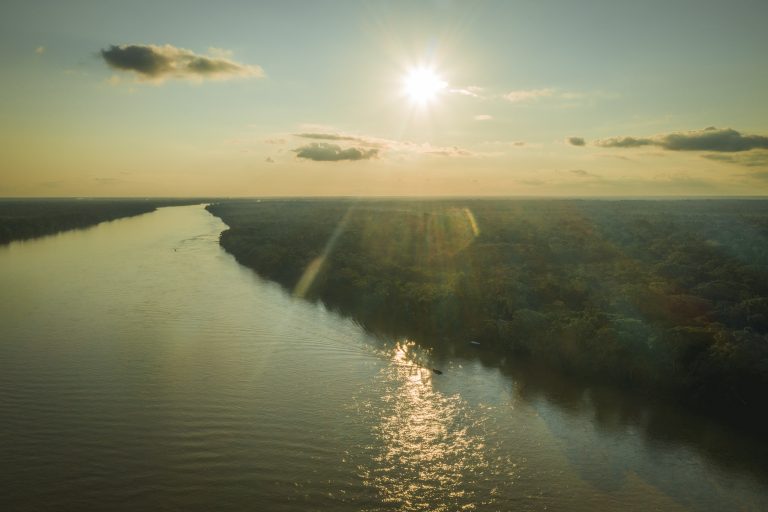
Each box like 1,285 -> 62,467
357,341 -> 516,511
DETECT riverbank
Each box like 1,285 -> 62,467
0,198 -> 206,245
207,198 -> 768,431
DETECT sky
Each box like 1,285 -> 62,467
1,0 -> 768,197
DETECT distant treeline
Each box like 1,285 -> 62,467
207,198 -> 768,426
0,198 -> 204,245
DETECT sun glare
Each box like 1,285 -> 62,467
402,67 -> 447,105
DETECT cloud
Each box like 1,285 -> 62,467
394,141 -> 475,158
502,88 -> 594,106
35,46 -> 45,55
423,146 -> 473,157
703,152 -> 768,168
501,88 -> 611,108
294,132 -> 375,144
474,114 -> 493,121
294,143 -> 378,162
740,171 -> 768,181
265,157 -> 274,163
503,88 -> 556,103
100,44 -> 263,82
568,169 -> 602,179
567,136 -> 586,146
451,86 -> 485,98
475,140 -> 533,154
290,130 -> 474,159
447,84 -> 603,107
596,136 -> 652,148
595,127 -> 768,153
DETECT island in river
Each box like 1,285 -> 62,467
207,198 -> 768,431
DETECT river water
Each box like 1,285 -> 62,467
1,204 -> 766,511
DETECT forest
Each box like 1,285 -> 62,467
0,198 -> 202,245
208,198 -> 768,428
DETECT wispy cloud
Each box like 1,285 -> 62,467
295,133 -> 378,145
500,88 -> 596,107
446,83 -> 605,109
100,44 -> 263,83
422,146 -> 473,157
476,140 -> 534,154
569,169 -> 600,178
450,86 -> 485,98
474,114 -> 493,121
703,152 -> 768,168
503,88 -> 556,103
738,171 -> 768,181
595,127 -> 768,153
294,143 -> 378,162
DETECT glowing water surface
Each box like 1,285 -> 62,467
0,205 -> 766,511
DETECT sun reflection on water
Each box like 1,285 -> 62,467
356,341 -> 515,511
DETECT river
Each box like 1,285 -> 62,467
1,204 -> 766,511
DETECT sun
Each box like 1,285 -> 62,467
402,67 -> 447,105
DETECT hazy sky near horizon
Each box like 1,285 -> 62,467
2,0 -> 768,197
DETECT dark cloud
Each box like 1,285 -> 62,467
294,143 -> 378,162
595,136 -> 654,148
100,44 -> 262,82
288,129 -> 474,159
567,136 -> 586,146
570,169 -> 590,177
663,127 -> 768,152
703,152 -> 768,168
595,127 -> 768,153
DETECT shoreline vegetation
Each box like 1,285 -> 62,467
207,198 -> 768,431
0,198 -> 204,245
